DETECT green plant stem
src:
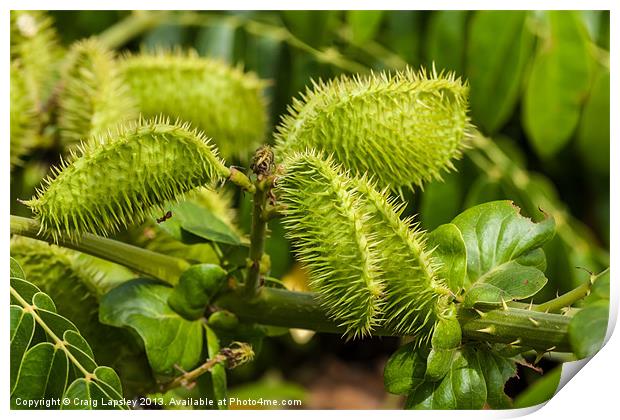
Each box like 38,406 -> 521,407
163,354 -> 226,391
216,287 -> 573,352
244,179 -> 270,297
10,215 -> 189,284
98,11 -> 169,49
532,268 -> 607,313
228,167 -> 256,193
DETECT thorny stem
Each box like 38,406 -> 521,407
532,268 -> 608,313
10,215 -> 189,285
11,215 -> 575,352
215,287 -> 574,352
244,147 -> 275,297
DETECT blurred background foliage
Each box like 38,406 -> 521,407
11,10 -> 609,408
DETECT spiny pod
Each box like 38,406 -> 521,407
58,38 -> 137,147
278,151 -> 385,338
25,117 -> 231,241
10,10 -> 63,107
119,50 -> 268,161
275,67 -> 472,192
354,177 -> 451,343
10,62 -> 38,169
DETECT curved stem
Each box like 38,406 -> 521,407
533,268 -> 608,313
10,215 -> 189,285
98,11 -> 169,49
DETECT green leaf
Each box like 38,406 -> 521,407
157,201 -> 246,246
168,264 -> 228,320
427,224 -> 467,294
383,342 -> 426,395
205,325 -> 227,409
281,11 -> 340,47
476,348 -> 517,408
577,67 -> 610,175
61,374 -> 126,410
451,201 -> 555,307
10,256 -> 26,278
420,171 -> 463,231
406,348 -> 487,409
523,11 -> 594,158
10,306 -> 35,392
426,11 -> 467,74
9,258 -> 124,410
11,343 -> 68,408
569,300 -> 609,359
196,22 -> 237,63
467,11 -> 534,132
347,11 -> 383,44
514,365 -> 561,408
99,278 -> 204,375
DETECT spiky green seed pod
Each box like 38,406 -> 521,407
278,151 -> 385,338
10,62 -> 38,169
10,10 -> 63,106
58,38 -> 137,147
25,118 -> 231,241
120,50 -> 268,161
354,177 -> 450,342
275,68 -> 472,192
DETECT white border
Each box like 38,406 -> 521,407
2,1 -> 617,419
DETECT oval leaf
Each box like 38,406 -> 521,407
99,278 -> 204,375
451,201 -> 555,307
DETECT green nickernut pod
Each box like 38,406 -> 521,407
425,307 -> 462,382
168,264 -> 227,320
207,310 -> 239,331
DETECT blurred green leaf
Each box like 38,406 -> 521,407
280,11 -> 340,47
451,201 -> 554,306
144,24 -> 186,49
228,374 -> 307,409
100,279 -> 204,375
523,11 -> 594,158
380,11 -> 422,64
196,22 -> 237,62
426,11 -> 467,74
577,67 -> 610,175
468,11 -> 534,133
420,171 -> 463,231
347,11 -> 383,44
514,365 -> 561,408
